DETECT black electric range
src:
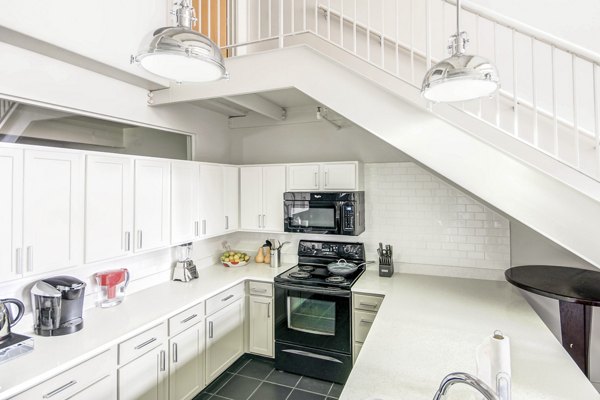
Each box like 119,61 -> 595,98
274,239 -> 366,384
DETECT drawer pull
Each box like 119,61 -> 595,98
360,319 -> 373,324
359,302 -> 378,308
134,337 -> 157,350
221,294 -> 234,302
43,380 -> 77,398
173,343 -> 178,363
252,288 -> 268,293
209,321 -> 214,339
181,313 -> 198,324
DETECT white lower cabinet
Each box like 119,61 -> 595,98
352,293 -> 383,364
12,348 -> 116,400
248,281 -> 274,358
205,298 -> 245,383
169,322 -> 205,400
118,343 -> 169,400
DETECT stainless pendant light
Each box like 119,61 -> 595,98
421,0 -> 499,102
132,0 -> 227,83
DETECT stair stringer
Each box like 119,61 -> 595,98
152,45 -> 600,268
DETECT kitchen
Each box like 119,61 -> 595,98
1,1 -> 600,400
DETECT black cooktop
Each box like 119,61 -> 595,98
274,240 -> 366,289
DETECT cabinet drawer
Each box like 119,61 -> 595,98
169,302 -> 204,337
353,294 -> 383,312
353,310 -> 376,343
118,323 -> 167,366
12,348 -> 116,400
206,283 -> 245,316
248,281 -> 273,297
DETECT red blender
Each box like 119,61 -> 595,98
94,269 -> 130,308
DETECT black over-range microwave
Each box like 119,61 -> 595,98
283,191 -> 365,236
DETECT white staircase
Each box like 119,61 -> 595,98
150,1 -> 600,268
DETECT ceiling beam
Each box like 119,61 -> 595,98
224,94 -> 287,121
196,100 -> 248,117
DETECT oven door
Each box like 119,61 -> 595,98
284,200 -> 340,234
274,283 -> 351,354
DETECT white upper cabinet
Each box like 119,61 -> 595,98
223,166 -> 239,232
134,159 -> 171,252
171,161 -> 200,244
240,165 -> 286,232
199,164 -> 225,237
286,162 -> 362,191
287,164 -> 320,191
0,147 -> 23,282
85,155 -> 133,263
240,167 -> 263,231
23,149 -> 84,275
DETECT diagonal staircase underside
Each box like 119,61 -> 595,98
151,40 -> 600,268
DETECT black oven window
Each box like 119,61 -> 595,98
289,207 -> 335,228
287,296 -> 336,336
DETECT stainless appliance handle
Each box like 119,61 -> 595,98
173,343 -> 178,363
43,380 -> 77,398
26,246 -> 33,272
160,350 -> 166,371
275,283 -> 351,298
281,349 -> 343,364
134,337 -> 157,350
15,248 -> 22,274
181,313 -> 198,324
208,321 -> 213,338
221,294 -> 234,302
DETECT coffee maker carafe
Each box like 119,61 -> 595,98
31,276 -> 86,336
0,299 -> 24,342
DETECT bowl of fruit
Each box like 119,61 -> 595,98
221,251 -> 250,267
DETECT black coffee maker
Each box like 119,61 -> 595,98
31,276 -> 86,336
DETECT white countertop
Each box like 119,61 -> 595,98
345,269 -> 600,400
1,263 -> 596,400
0,262 -> 291,399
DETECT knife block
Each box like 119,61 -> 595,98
379,258 -> 394,277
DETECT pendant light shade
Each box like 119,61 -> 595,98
421,0 -> 499,102
132,0 -> 227,83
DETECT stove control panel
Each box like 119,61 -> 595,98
298,240 -> 364,260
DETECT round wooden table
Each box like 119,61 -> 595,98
505,265 -> 600,377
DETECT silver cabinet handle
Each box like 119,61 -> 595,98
43,380 -> 77,398
222,294 -> 234,302
262,214 -> 266,228
314,171 -> 318,187
173,343 -> 178,363
134,337 -> 157,350
26,246 -> 33,272
202,219 -> 206,235
125,231 -> 131,251
258,214 -> 261,228
324,170 -> 329,187
252,288 -> 267,293
195,221 -> 199,236
15,248 -> 22,274
160,350 -> 166,371
137,230 -> 143,249
208,321 -> 214,339
360,319 -> 373,324
181,313 -> 198,324
267,302 -> 271,318
225,215 -> 229,230
359,302 -> 377,308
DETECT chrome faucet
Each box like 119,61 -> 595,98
433,372 -> 500,400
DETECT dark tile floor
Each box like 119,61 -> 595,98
194,354 -> 344,400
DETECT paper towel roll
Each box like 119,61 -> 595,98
476,331 -> 511,400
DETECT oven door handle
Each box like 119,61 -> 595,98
281,349 -> 344,364
275,283 -> 351,297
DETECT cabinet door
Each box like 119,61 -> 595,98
239,167 -> 263,230
262,166 -> 286,232
118,344 -> 168,400
206,298 -> 244,383
169,323 -> 205,400
223,166 -> 239,232
287,164 -> 320,191
0,147 -> 23,282
322,163 -> 357,190
248,295 -> 273,357
68,374 -> 116,400
85,155 -> 133,263
171,161 -> 200,244
134,159 -> 171,252
199,164 -> 225,237
23,150 -> 83,275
